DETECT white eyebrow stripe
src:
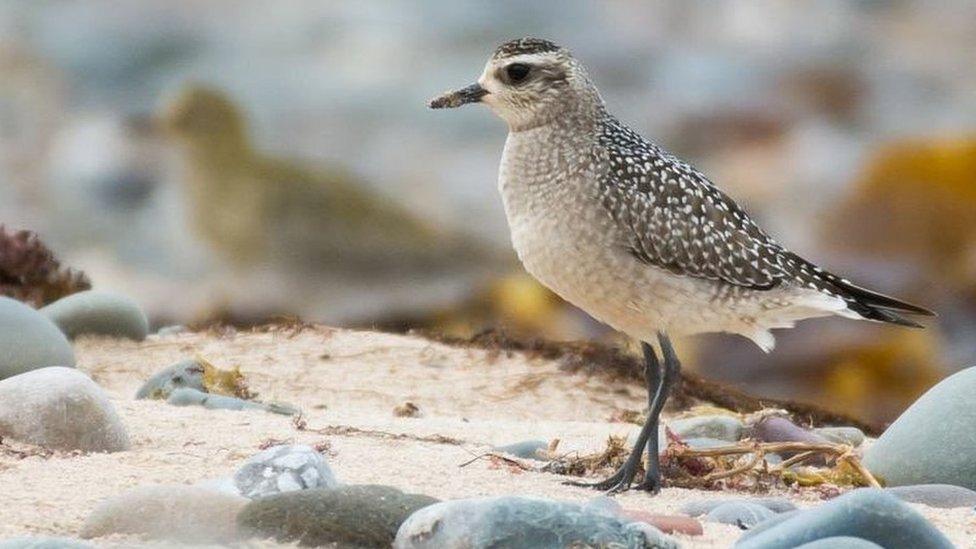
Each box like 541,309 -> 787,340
495,52 -> 559,66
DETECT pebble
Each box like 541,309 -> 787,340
794,537 -> 884,549
621,510 -> 704,536
393,496 -> 677,549
0,538 -> 94,549
491,439 -> 548,460
40,290 -> 148,341
680,497 -> 797,516
752,416 -> 832,464
887,484 -> 976,508
813,426 -> 865,447
238,484 -> 438,547
135,359 -> 206,399
155,324 -> 188,336
81,485 -> 247,544
705,501 -> 777,528
234,444 -> 338,498
0,296 -> 75,381
0,367 -> 128,452
585,496 -> 703,536
864,365 -> 976,490
734,488 -> 954,548
668,415 -> 744,442
684,437 -> 734,450
168,387 -> 290,413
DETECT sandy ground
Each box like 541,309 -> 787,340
0,325 -> 973,548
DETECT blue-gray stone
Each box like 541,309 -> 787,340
167,387 -> 298,415
733,489 -> 954,549
0,296 -> 75,380
238,485 -> 438,547
887,484 -> 976,508
583,495 -> 624,517
136,359 -> 206,399
684,437 -> 734,450
234,444 -> 339,499
393,496 -> 677,549
813,426 -> 865,447
40,291 -> 148,341
681,497 -> 797,517
794,537 -> 884,549
492,439 -> 548,460
668,415 -> 745,442
705,502 -> 776,528
864,366 -> 976,490
0,538 -> 94,549
737,510 -> 802,542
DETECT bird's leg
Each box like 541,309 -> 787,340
635,332 -> 681,493
565,341 -> 662,493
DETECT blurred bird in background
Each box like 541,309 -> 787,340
154,83 -> 550,329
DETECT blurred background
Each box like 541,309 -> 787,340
1,0 -> 975,424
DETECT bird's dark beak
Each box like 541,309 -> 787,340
428,83 -> 488,109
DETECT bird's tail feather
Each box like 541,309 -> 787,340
819,271 -> 935,328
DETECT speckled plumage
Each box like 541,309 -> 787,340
456,39 -> 932,351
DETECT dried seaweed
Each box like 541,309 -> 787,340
0,226 -> 90,307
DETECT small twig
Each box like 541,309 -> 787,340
773,450 -> 819,471
840,454 -> 882,488
699,451 -> 764,483
459,452 -> 532,471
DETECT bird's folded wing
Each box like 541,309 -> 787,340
595,135 -> 793,291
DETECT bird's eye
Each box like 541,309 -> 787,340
505,63 -> 532,84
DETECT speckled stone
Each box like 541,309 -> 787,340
0,297 -> 75,381
864,366 -> 976,490
393,496 -> 677,549
234,444 -> 338,499
0,367 -> 128,452
40,291 -> 148,341
239,485 -> 438,547
734,489 -> 954,549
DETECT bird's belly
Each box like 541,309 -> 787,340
506,204 -> 681,340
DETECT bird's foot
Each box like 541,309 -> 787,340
634,473 -> 662,495
563,463 -> 639,494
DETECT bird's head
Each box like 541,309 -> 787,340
429,38 -> 603,131
156,84 -> 248,152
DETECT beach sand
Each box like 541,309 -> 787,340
1,325 -> 973,547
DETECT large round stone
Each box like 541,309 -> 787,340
734,489 -> 953,549
239,485 -> 438,547
394,496 -> 677,549
863,366 -> 976,489
0,367 -> 129,452
81,485 -> 246,544
40,291 -> 149,341
0,296 -> 75,380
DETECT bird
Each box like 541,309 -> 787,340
157,84 -> 465,272
155,84 -> 509,325
429,37 -> 934,494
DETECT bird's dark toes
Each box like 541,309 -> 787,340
562,467 -> 637,493
635,474 -> 662,494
